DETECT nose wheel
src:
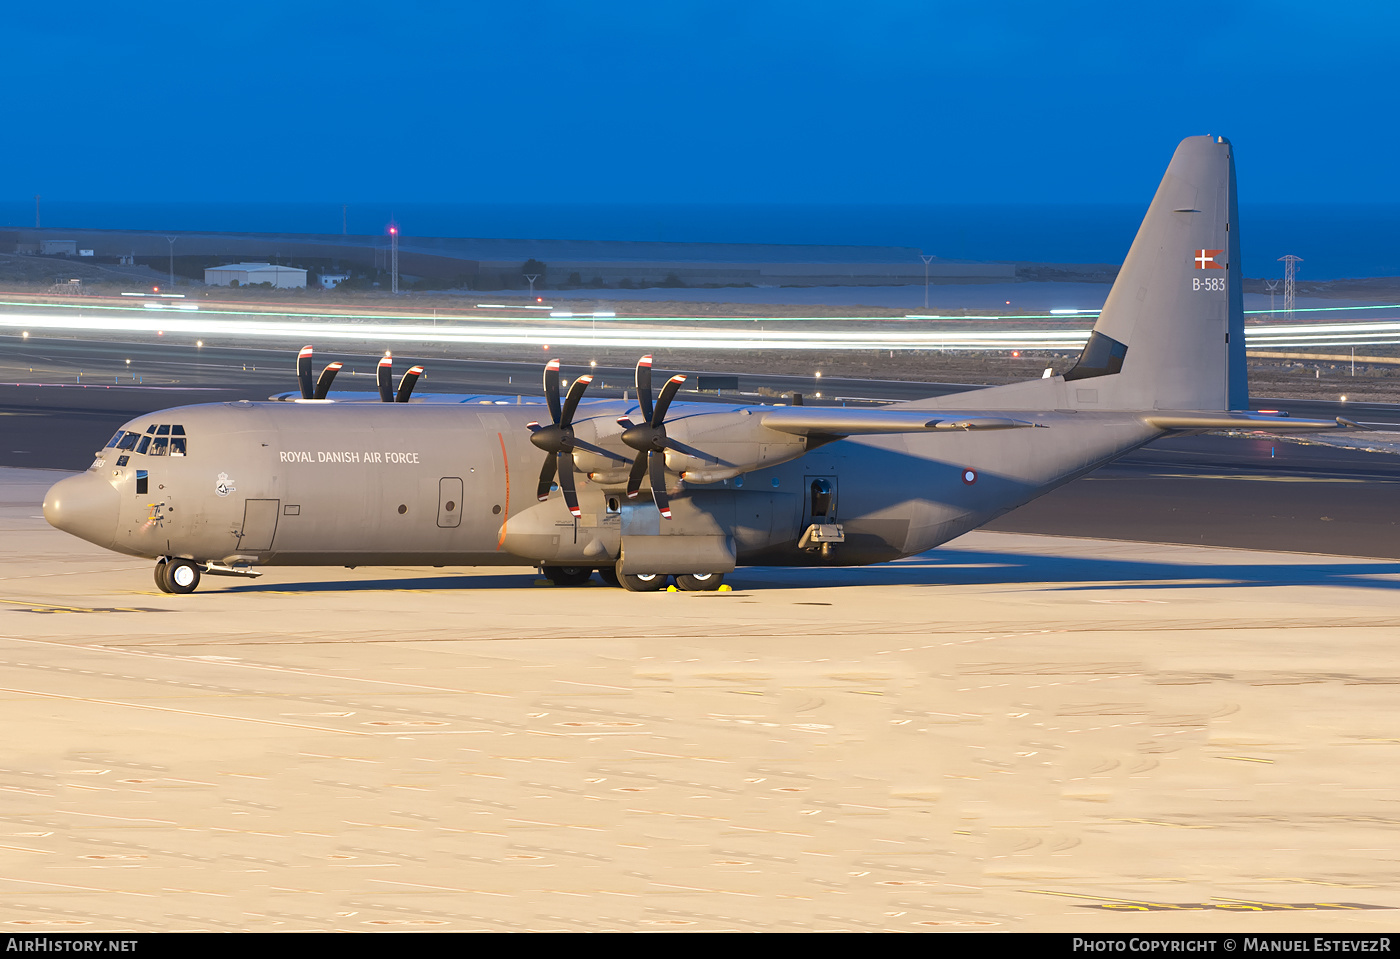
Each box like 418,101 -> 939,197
155,558 -> 202,594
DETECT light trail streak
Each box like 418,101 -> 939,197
3,299 -> 1400,351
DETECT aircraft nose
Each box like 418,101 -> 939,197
44,474 -> 120,549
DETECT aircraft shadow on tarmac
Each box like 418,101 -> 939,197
223,549 -> 1400,595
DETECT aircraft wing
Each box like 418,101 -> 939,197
759,408 -> 1354,438
759,408 -> 1041,436
1142,412 -> 1357,432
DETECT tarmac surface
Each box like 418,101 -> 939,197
4,466 -> 1400,932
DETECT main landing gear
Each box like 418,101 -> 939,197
540,564 -> 725,592
621,570 -> 725,592
154,557 -> 202,594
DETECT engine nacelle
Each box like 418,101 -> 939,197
571,406 -> 810,488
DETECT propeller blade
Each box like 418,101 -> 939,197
636,355 -> 653,425
652,374 -> 686,426
543,358 -> 562,424
395,365 -> 424,403
625,452 -> 648,498
377,355 -> 394,402
559,374 -> 592,427
536,455 -> 557,502
556,453 -> 581,517
649,450 -> 672,520
296,346 -> 314,399
313,362 -> 342,399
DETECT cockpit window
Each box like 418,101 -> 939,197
120,425 -> 188,455
105,431 -> 125,448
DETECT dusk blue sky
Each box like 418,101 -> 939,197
5,1 -> 1398,206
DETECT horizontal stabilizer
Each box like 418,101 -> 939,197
761,408 -> 1039,436
1143,412 -> 1350,432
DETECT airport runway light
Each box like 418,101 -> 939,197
196,340 -> 203,348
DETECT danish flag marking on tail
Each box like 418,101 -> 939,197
1194,249 -> 1225,270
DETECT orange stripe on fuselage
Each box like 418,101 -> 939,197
496,432 -> 510,549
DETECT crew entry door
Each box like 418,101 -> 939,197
239,499 -> 280,551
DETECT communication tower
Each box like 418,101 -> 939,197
389,225 -> 399,294
1278,255 -> 1302,320
1264,279 -> 1279,318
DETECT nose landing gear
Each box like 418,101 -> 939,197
155,557 -> 202,594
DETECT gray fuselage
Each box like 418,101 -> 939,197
48,395 -> 1161,573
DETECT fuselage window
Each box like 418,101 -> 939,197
170,437 -> 187,456
136,470 -> 148,495
149,437 -> 169,456
117,433 -> 138,451
136,436 -> 151,454
105,431 -> 125,448
116,455 -> 130,467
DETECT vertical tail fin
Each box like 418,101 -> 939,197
1065,135 -> 1246,410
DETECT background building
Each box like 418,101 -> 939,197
204,262 -> 307,288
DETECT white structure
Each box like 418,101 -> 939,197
319,273 -> 349,289
204,263 -> 307,289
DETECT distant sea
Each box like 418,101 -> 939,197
1,201 -> 1396,281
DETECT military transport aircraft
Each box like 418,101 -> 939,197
43,136 -> 1356,593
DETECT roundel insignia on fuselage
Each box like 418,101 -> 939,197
961,469 -> 978,485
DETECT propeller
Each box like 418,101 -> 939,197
296,345 -> 343,400
377,354 -> 394,402
617,354 -> 686,520
373,352 -> 424,402
526,359 -> 593,517
314,362 -> 342,399
396,365 -> 424,402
